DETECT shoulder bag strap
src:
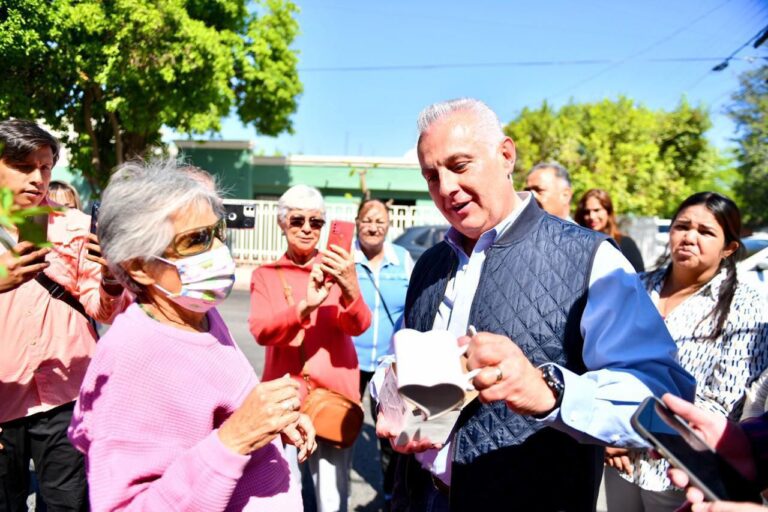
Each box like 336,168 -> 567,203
35,272 -> 92,323
361,265 -> 395,327
275,267 -> 312,391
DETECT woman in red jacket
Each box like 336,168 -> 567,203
249,184 -> 371,512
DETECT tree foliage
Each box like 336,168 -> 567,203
504,96 -> 726,218
728,64 -> 768,227
0,0 -> 302,192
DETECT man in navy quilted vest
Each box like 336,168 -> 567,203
376,98 -> 696,511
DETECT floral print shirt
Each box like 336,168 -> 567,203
620,266 -> 768,491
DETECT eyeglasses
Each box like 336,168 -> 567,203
170,218 -> 227,256
358,219 -> 388,229
289,215 -> 326,230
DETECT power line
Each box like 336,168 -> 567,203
547,0 -> 734,100
711,23 -> 768,71
298,56 -> 764,73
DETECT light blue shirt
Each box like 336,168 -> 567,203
410,192 -> 695,482
353,241 -> 414,372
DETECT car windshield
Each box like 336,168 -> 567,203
742,238 -> 768,259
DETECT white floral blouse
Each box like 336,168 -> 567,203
620,266 -> 768,492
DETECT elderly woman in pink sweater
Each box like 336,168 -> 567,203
68,159 -> 315,511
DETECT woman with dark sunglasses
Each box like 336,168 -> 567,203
249,184 -> 371,512
68,159 -> 315,511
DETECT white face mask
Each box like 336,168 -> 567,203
152,245 -> 236,313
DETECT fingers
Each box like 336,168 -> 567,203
84,252 -> 107,267
309,264 -> 325,285
467,332 -> 518,368
662,394 -> 708,425
20,247 -> 51,265
472,363 -> 505,390
11,241 -> 39,255
669,467 -> 691,489
295,414 -> 317,461
691,501 -> 765,512
375,413 -> 399,439
322,245 -> 351,261
618,455 -> 633,476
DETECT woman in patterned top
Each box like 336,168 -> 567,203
603,192 -> 768,512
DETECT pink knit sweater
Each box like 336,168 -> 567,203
68,303 -> 301,511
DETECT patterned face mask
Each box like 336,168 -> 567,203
152,245 -> 236,313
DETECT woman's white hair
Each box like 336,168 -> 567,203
277,184 -> 325,222
417,98 -> 505,143
98,158 -> 224,293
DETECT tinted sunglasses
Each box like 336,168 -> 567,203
289,215 -> 326,230
170,218 -> 227,256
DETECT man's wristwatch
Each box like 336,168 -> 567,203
540,364 -> 565,410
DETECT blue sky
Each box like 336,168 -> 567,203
183,0 -> 768,158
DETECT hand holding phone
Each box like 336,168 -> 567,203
0,241 -> 51,293
319,220 -> 357,295
631,396 -> 761,503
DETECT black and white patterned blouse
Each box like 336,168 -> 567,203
620,266 -> 768,492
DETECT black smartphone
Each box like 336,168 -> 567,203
87,201 -> 100,257
631,396 -> 761,503
16,213 -> 49,245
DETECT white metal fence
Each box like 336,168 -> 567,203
224,198 -> 670,268
224,199 -> 446,264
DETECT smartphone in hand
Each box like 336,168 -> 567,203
323,220 -> 355,283
87,201 -> 100,257
326,220 -> 355,254
16,213 -> 49,246
631,396 -> 761,503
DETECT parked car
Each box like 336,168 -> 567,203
394,225 -> 449,260
738,235 -> 768,301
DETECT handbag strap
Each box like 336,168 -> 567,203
361,264 -> 395,327
275,267 -> 312,391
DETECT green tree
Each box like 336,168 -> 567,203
0,0 -> 302,193
505,96 -> 726,217
727,64 -> 768,227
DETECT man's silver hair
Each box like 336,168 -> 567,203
277,184 -> 325,222
416,98 -> 505,142
98,158 -> 224,293
528,161 -> 572,188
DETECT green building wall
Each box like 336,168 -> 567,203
175,141 -> 431,205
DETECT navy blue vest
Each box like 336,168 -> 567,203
404,200 -> 610,510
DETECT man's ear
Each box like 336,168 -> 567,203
500,137 -> 516,176
562,186 -> 573,203
123,259 -> 155,286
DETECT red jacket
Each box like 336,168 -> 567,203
248,254 -> 371,402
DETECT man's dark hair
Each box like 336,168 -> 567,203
0,119 -> 60,165
528,161 -> 571,188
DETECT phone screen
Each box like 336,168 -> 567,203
632,397 -> 760,503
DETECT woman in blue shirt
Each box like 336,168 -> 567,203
353,198 -> 413,506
